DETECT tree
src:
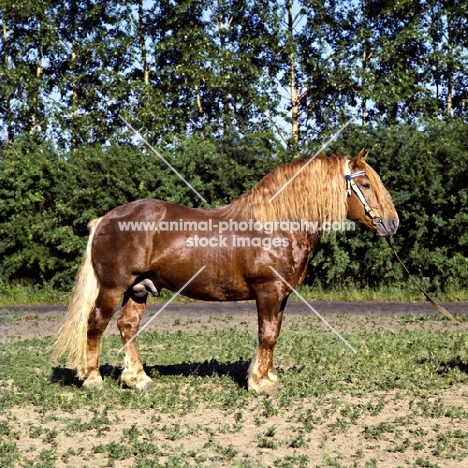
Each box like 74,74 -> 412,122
0,0 -> 55,142
425,0 -> 468,119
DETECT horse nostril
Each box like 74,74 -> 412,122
391,218 -> 399,231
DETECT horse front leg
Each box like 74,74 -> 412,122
117,293 -> 153,391
248,293 -> 288,395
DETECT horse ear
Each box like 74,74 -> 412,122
351,148 -> 366,166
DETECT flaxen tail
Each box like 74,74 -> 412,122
52,217 -> 103,378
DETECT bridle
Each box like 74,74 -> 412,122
345,161 -> 382,225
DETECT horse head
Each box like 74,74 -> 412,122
345,149 -> 399,237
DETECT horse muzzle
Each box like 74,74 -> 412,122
375,217 -> 399,237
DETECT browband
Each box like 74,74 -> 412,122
345,169 -> 365,180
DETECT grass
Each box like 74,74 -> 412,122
1,281 -> 467,306
297,283 -> 468,302
1,312 -> 468,467
0,281 -> 68,306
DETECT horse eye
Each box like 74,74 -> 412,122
362,182 -> 371,189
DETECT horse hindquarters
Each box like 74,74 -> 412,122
52,218 -> 122,388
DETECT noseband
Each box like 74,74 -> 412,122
345,161 -> 382,225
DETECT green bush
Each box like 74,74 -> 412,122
1,121 -> 467,293
307,119 -> 468,292
0,132 -> 284,288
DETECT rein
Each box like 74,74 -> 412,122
386,238 -> 460,324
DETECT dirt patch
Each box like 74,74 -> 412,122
6,388 -> 468,467
2,301 -> 468,467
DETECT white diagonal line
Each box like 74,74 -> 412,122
268,115 -> 356,202
118,115 -> 208,203
268,266 -> 357,353
117,266 -> 206,354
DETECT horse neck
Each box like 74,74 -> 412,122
220,156 -> 348,224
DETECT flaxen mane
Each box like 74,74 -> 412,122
220,155 -> 348,223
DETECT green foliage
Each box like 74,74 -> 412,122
170,131 -> 286,207
0,0 -> 467,296
0,136 -> 73,285
1,121 -> 468,293
0,132 -> 284,287
2,0 -> 467,147
305,119 -> 468,293
0,136 -> 182,286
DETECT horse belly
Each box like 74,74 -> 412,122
149,236 -> 253,301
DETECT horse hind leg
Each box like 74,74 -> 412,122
117,292 -> 153,391
82,288 -> 123,389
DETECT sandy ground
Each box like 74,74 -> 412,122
2,300 -> 468,467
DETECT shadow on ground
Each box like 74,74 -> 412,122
437,357 -> 468,375
50,358 -> 249,389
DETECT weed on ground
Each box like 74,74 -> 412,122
1,312 -> 468,467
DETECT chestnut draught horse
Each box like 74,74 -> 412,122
53,149 -> 399,394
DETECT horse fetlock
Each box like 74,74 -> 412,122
76,364 -> 98,381
268,370 -> 278,382
76,365 -> 88,381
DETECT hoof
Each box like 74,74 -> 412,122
136,379 -> 154,391
248,378 -> 279,395
121,371 -> 153,391
256,379 -> 280,395
82,374 -> 104,390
